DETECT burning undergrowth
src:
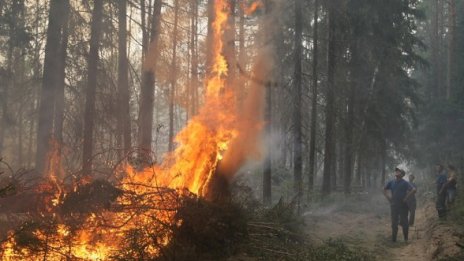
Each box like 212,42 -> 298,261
0,174 -> 252,260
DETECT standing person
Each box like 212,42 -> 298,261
407,174 -> 417,226
442,165 -> 458,208
384,168 -> 417,242
436,164 -> 448,218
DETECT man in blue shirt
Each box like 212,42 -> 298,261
435,164 -> 448,218
384,168 -> 416,242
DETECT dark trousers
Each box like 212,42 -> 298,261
436,192 -> 447,218
391,203 -> 409,241
407,201 -> 416,226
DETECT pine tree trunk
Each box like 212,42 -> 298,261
380,139 -> 386,186
262,0 -> 273,206
168,0 -> 180,152
206,0 -> 215,74
225,0 -> 236,87
82,0 -> 104,175
308,0 -> 319,197
189,0 -> 199,117
36,0 -> 68,174
344,39 -> 357,195
54,0 -> 70,155
446,0 -> 456,100
117,0 -> 131,154
138,0 -> 162,155
293,0 -> 303,198
322,0 -> 336,196
237,3 -> 246,107
0,27 -> 13,158
263,80 -> 272,204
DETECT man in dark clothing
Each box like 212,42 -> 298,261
435,164 -> 448,218
407,174 -> 417,226
384,168 -> 416,242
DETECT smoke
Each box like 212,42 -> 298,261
218,3 -> 279,180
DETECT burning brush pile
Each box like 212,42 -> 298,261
0,170 -> 250,260
0,1 -> 270,260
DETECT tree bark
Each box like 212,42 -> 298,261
225,0 -> 236,87
262,0 -> 274,206
380,139 -> 387,186
293,0 -> 303,198
344,39 -> 358,195
168,0 -> 179,152
138,0 -> 162,155
54,0 -> 70,156
308,0 -> 319,196
446,0 -> 456,100
118,0 -> 131,154
322,0 -> 336,196
430,0 -> 439,99
189,0 -> 199,117
35,0 -> 68,174
206,0 -> 215,74
82,0 -> 104,175
237,2 -> 246,107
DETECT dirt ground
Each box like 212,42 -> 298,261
303,192 -> 464,260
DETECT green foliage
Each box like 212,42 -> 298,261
308,239 -> 374,261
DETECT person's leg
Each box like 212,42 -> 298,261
409,201 -> 416,226
391,205 -> 399,242
400,204 -> 409,241
436,193 -> 447,218
448,188 -> 456,205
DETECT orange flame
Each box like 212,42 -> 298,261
243,0 -> 263,15
132,0 -> 240,197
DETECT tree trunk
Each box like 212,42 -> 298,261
446,0 -> 456,100
189,0 -> 199,117
380,139 -> 387,186
430,0 -> 440,100
225,0 -> 236,87
263,81 -> 272,205
344,39 -> 357,195
118,0 -> 131,154
168,0 -> 180,152
54,0 -> 70,157
82,0 -> 104,175
293,0 -> 303,198
28,0 -> 42,168
308,0 -> 319,197
322,0 -> 336,196
206,0 -> 215,74
355,150 -> 362,186
237,2 -> 246,107
36,0 -> 68,174
0,26 -> 13,158
262,0 -> 274,206
138,0 -> 162,155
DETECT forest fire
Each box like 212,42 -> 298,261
0,0 -> 261,260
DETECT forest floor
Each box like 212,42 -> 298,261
303,191 -> 464,260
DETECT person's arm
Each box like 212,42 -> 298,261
404,187 -> 416,202
383,189 -> 392,203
